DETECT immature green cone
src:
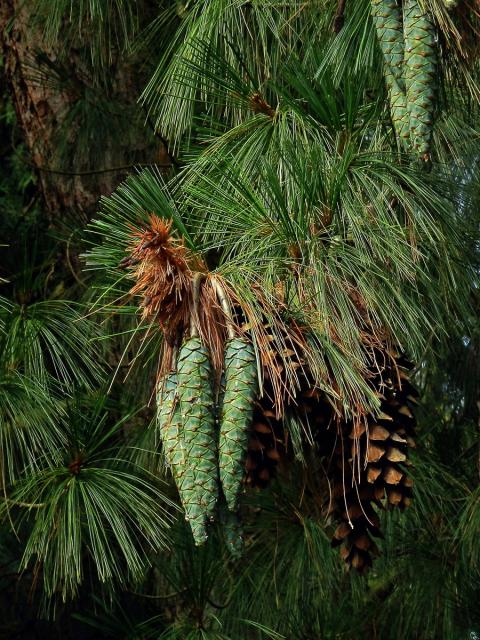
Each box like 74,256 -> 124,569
404,0 -> 437,157
386,74 -> 410,145
156,372 -> 185,479
219,500 -> 244,559
371,0 -> 405,85
219,338 -> 258,511
370,0 -> 410,144
177,337 -> 218,545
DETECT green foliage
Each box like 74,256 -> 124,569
141,0 -> 335,149
0,298 -> 103,389
87,137 -> 476,415
0,367 -> 64,483
31,0 -> 141,67
1,0 -> 480,638
3,395 -> 176,603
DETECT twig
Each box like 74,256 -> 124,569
249,92 -> 276,118
1,497 -> 46,509
66,231 -> 87,288
27,161 -> 171,176
190,272 -> 205,337
128,588 -> 187,600
211,276 -> 235,340
143,110 -> 182,168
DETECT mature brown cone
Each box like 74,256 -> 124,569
238,313 -> 417,574
327,353 -> 418,572
244,389 -> 288,489
328,432 -> 383,573
242,319 -> 302,489
363,354 -> 418,512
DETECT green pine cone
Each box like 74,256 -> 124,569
177,337 -> 218,545
219,500 -> 244,559
370,0 -> 405,86
370,0 -> 410,144
385,70 -> 410,143
156,372 -> 185,478
157,372 -> 200,542
219,338 -> 258,511
404,0 -> 437,156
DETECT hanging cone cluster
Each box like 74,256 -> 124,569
157,330 -> 259,545
327,353 -> 417,571
124,218 -> 418,567
370,0 -> 437,158
244,348 -> 418,571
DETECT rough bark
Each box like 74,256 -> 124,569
0,0 -> 166,222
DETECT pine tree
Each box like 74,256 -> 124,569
1,1 -> 480,638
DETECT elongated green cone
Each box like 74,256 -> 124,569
385,72 -> 410,144
219,500 -> 244,559
156,372 -> 185,479
177,337 -> 218,545
404,0 -> 437,157
371,0 -> 405,85
370,0 -> 410,144
157,372 -> 197,540
219,338 -> 258,511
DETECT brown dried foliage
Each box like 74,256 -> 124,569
249,92 -> 276,118
126,215 -> 199,338
436,0 -> 480,63
123,216 -> 401,427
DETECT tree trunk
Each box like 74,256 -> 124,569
0,0 -> 166,223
